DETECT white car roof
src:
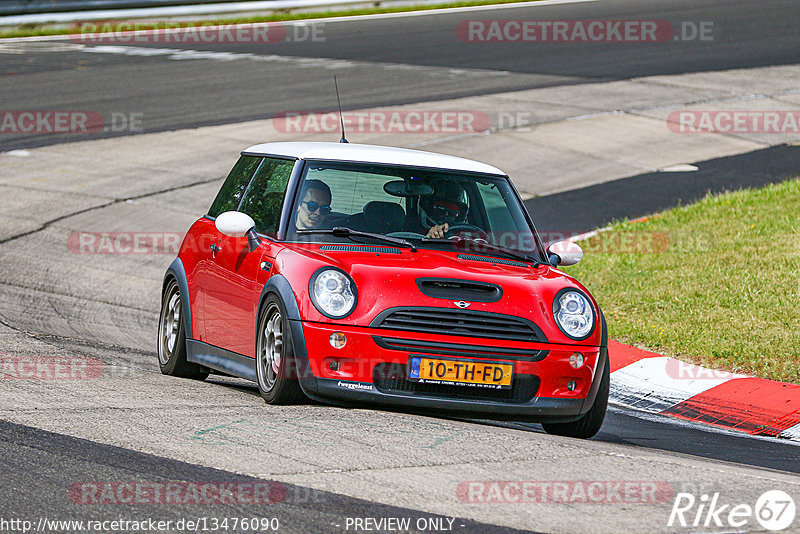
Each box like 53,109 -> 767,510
243,142 -> 506,176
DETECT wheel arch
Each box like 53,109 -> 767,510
257,274 -> 302,322
163,258 -> 193,340
599,307 -> 607,348
256,274 -> 317,395
578,307 -> 608,414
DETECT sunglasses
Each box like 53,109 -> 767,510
301,200 -> 332,214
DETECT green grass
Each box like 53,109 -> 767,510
564,178 -> 800,384
0,0 -> 540,39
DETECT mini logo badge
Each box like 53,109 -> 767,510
454,301 -> 471,309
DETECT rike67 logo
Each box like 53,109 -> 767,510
669,490 -> 796,531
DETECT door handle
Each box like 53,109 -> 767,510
210,243 -> 221,258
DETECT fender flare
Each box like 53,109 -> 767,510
163,258 -> 193,340
257,275 -> 318,395
578,308 -> 608,414
600,308 -> 607,348
257,274 -> 301,321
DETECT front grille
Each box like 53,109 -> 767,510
371,307 -> 546,343
373,363 -> 539,403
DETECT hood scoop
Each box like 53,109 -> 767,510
416,278 -> 502,303
457,253 -> 528,268
320,245 -> 401,254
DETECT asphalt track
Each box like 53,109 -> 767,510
0,420 -> 533,534
525,143 -> 800,233
1,0 -> 800,150
1,0 -> 800,532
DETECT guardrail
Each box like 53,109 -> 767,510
0,0 -> 249,16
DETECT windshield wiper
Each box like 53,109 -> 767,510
297,227 -> 417,252
422,236 -> 537,265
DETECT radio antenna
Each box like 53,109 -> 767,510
334,76 -> 348,143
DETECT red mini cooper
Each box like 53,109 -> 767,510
158,142 -> 608,438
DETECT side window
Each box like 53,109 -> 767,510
239,157 -> 295,236
476,181 -> 535,252
208,155 -> 262,218
476,181 -> 513,232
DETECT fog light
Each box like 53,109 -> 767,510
567,380 -> 577,391
329,360 -> 340,371
329,332 -> 347,349
569,352 -> 585,369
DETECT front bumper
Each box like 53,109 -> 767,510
289,320 -> 607,422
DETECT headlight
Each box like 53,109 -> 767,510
309,268 -> 357,319
553,289 -> 595,340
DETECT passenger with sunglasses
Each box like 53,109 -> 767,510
295,179 -> 332,230
419,180 -> 469,238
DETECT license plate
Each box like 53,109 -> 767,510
408,356 -> 513,389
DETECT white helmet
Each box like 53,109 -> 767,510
419,180 -> 468,229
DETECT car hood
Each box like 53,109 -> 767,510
275,243 -> 601,346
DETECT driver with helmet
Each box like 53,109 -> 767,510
418,180 -> 469,238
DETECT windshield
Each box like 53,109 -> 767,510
286,161 -> 543,260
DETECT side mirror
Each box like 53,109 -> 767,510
215,211 -> 255,237
215,211 -> 262,252
547,240 -> 583,267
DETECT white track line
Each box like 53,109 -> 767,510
0,0 -> 600,40
780,423 -> 800,441
609,357 -> 746,413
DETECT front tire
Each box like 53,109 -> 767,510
157,279 -> 208,380
542,357 -> 609,439
255,295 -> 304,404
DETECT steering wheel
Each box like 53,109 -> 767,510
445,224 -> 491,241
